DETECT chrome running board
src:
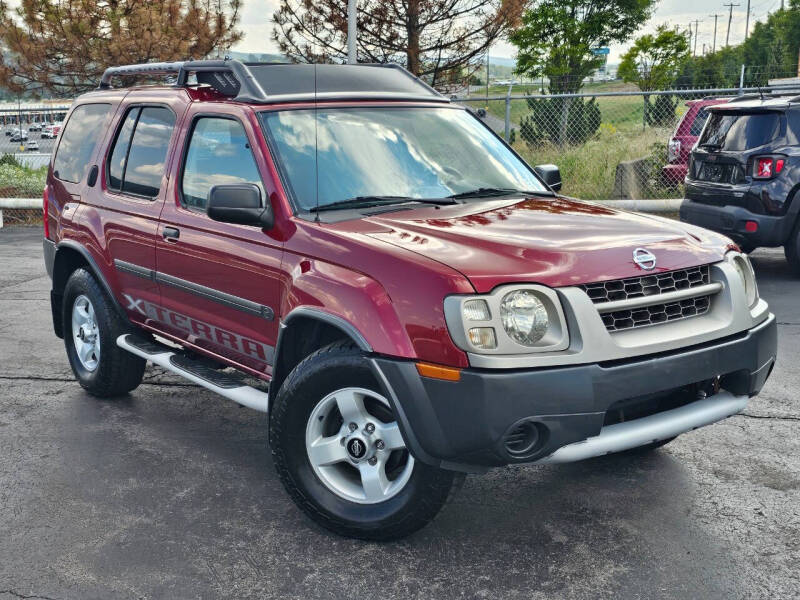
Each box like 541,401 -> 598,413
540,391 -> 747,464
117,334 -> 269,413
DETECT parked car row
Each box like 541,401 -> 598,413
2,123 -> 61,140
677,93 -> 800,272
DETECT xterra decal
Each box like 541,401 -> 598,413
123,293 -> 274,365
114,259 -> 274,321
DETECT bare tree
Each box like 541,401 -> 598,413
272,0 -> 524,87
0,0 -> 243,96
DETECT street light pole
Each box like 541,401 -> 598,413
347,0 -> 357,64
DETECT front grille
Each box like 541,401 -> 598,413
579,265 -> 715,333
580,265 -> 710,304
600,295 -> 711,332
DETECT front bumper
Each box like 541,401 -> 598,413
372,314 -> 777,472
680,198 -> 792,248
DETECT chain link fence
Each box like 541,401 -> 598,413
457,80 -> 800,202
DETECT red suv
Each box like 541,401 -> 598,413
662,98 -> 730,186
43,60 -> 776,540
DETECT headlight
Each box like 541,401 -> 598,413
444,285 -> 569,354
500,290 -> 549,346
726,251 -> 758,307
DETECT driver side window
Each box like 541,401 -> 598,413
181,116 -> 263,210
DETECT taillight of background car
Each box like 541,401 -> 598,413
753,155 -> 786,179
667,138 -> 681,163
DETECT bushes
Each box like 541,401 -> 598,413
0,155 -> 47,197
519,96 -> 601,147
645,95 -> 678,127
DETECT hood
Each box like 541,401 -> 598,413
363,196 -> 730,292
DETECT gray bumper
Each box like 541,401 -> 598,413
372,314 -> 777,472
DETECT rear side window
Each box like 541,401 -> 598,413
181,117 -> 263,210
107,106 -> 176,198
688,108 -> 710,136
699,111 -> 783,151
53,103 -> 111,183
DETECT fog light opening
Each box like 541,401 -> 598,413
745,221 -> 758,233
503,421 -> 547,458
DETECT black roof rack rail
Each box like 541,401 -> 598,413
98,59 -> 267,102
97,59 -> 447,104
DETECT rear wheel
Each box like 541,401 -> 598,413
63,268 -> 145,397
270,341 -> 460,540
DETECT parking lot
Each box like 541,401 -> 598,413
0,131 -> 57,155
0,226 -> 798,599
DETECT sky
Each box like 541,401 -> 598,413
233,0 -> 785,64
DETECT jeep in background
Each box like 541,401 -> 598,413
662,97 -> 730,186
44,60 -> 777,540
681,95 -> 800,266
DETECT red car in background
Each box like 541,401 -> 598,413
662,98 -> 730,185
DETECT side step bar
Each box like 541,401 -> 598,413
539,391 -> 748,464
117,334 -> 269,413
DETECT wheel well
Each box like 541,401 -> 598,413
53,246 -> 89,295
50,247 -> 90,338
270,316 -> 359,400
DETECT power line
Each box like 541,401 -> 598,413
723,2 -> 740,46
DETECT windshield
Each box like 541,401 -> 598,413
260,106 -> 547,211
699,111 -> 783,151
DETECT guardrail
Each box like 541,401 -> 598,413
0,197 -> 40,228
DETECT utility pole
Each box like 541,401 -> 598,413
710,13 -> 721,52
347,0 -> 357,64
691,19 -> 702,56
745,0 -> 751,39
724,3 -> 739,47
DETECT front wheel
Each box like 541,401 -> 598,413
270,341 -> 461,540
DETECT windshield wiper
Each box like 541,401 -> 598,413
447,187 -> 551,199
311,195 -> 459,213
698,143 -> 722,150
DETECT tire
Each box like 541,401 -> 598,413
63,268 -> 146,397
270,340 -> 461,541
784,218 -> 800,275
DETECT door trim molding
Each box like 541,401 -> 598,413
113,259 -> 275,321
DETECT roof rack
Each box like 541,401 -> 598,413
97,59 -> 448,104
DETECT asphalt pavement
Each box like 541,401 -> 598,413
0,226 -> 798,600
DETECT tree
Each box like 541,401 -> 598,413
271,0 -> 524,88
619,24 -> 690,126
619,25 -> 690,92
509,0 -> 657,94
0,0 -> 243,96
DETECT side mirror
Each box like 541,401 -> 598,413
534,164 -> 562,192
206,184 -> 274,229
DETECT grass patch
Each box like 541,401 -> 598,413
0,154 -> 47,198
513,125 -> 680,200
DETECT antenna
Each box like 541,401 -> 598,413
313,64 -> 320,223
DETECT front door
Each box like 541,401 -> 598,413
155,107 -> 284,378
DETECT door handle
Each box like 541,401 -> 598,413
162,226 -> 180,241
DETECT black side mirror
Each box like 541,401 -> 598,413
206,184 -> 273,229
534,164 -> 562,192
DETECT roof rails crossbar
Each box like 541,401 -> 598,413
98,59 -> 267,102
98,58 -> 446,104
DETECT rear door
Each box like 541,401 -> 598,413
79,90 -> 188,325
154,105 -> 284,378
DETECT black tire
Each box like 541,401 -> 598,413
784,219 -> 800,275
63,268 -> 146,397
270,340 -> 461,541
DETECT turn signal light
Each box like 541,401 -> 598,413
416,362 -> 461,382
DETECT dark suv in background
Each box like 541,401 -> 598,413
681,95 -> 800,269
